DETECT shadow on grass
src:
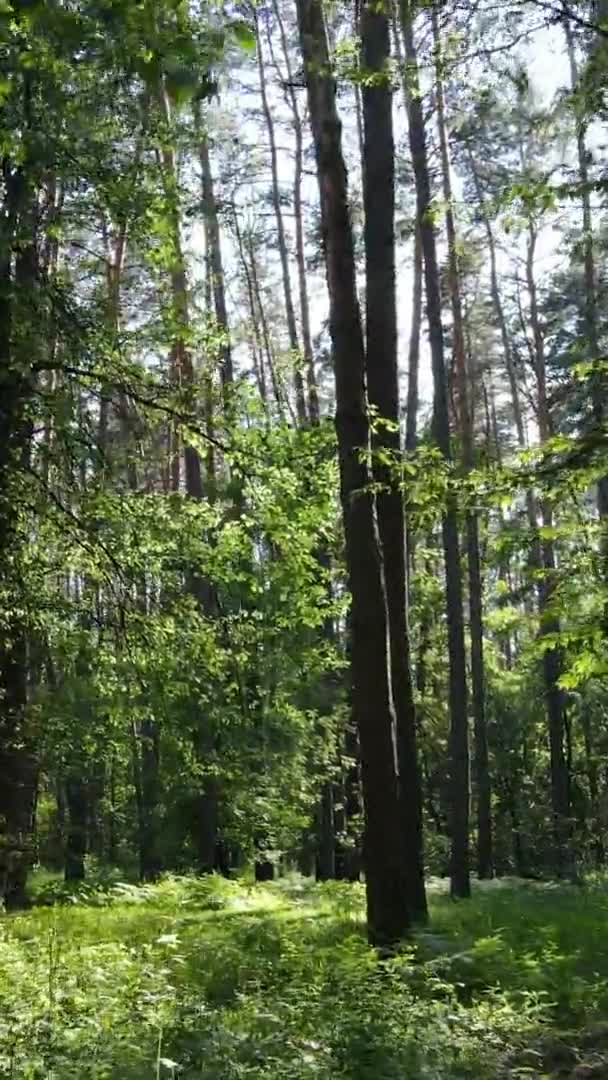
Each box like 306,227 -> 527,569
3,875 -> 608,1078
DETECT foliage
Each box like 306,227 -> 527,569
5,875 -> 604,1078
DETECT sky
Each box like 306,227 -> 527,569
188,11 -> 584,425
403,19 -> 574,410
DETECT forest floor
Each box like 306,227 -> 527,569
1,874 -> 608,1078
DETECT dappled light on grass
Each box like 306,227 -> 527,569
2,875 -> 608,1077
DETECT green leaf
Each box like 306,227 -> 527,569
230,20 -> 256,51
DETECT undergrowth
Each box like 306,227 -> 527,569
1,874 -> 607,1078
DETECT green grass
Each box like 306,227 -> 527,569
1,873 -> 608,1078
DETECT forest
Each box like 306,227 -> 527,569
1,0 -> 608,1075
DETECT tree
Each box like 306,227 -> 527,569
399,0 -> 470,899
432,7 -> 492,879
254,5 -> 307,425
361,0 -> 426,921
297,0 -> 412,945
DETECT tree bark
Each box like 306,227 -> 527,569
139,717 -> 161,881
65,774 -> 87,882
467,151 -> 526,447
565,17 -> 608,669
392,8 -> 421,459
87,759 -> 105,862
233,213 -> 271,414
108,756 -> 118,865
297,0 -> 411,946
0,149 -> 38,910
467,147 -> 543,621
525,224 -> 572,876
315,781 -> 336,880
432,11 -> 491,880
255,11 -> 307,424
157,79 -> 220,872
234,211 -> 287,421
361,0 -> 426,922
195,105 -> 234,401
581,709 -> 603,865
271,0 -> 320,422
406,226 -> 423,456
399,0 -> 470,898
568,19 -> 608,521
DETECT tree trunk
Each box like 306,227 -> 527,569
235,212 -> 287,420
525,225 -> 572,876
392,9 -> 421,458
361,0 -> 426,922
272,0 -> 320,422
507,782 -> 526,877
581,710 -> 603,865
469,152 -> 526,447
406,225 -> 423,456
255,11 -> 307,424
131,721 -> 146,879
432,12 -> 491,880
399,0 -> 470,899
52,779 -> 66,870
315,781 -> 336,880
297,0 -> 411,946
195,106 -> 234,400
233,214 -> 271,415
567,19 -> 608,521
467,148 -> 542,607
65,774 -> 87,882
565,19 -> 608,659
157,79 -> 220,871
0,154 -> 38,910
87,759 -> 105,862
139,718 -> 161,881
108,756 -> 118,865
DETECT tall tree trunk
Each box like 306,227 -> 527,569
565,17 -> 608,669
195,106 -> 234,402
201,233 -> 219,497
581,710 -> 603,865
249,232 -> 292,420
139,717 -> 161,881
271,0 -> 320,422
432,11 -> 491,879
87,759 -> 105,862
467,148 -> 542,605
108,755 -> 118,865
0,151 -> 38,909
399,0 -> 470,898
568,19 -> 608,522
255,12 -> 307,424
234,211 -> 287,420
361,0 -> 426,922
467,151 -> 526,447
157,78 -> 220,873
297,0 -> 411,946
51,779 -> 66,870
525,225 -> 572,876
353,0 -> 365,187
65,774 -> 87,882
315,782 -> 336,881
104,192 -> 164,879
130,720 -> 146,878
392,6 -> 421,458
269,5 -> 334,864
233,214 -> 270,414
406,226 -> 423,456
404,226 -> 422,582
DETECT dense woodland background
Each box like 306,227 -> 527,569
1,0 -> 608,950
